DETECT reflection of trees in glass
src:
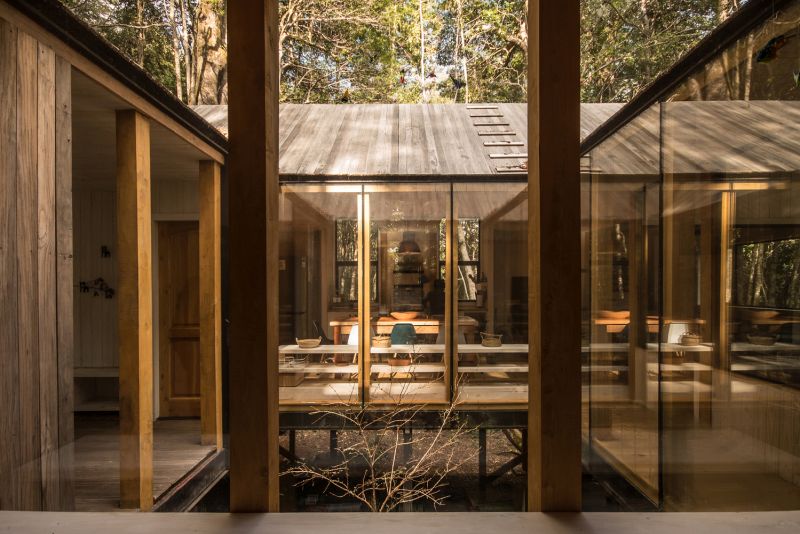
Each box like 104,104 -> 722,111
336,220 -> 378,301
438,219 -> 480,300
736,238 -> 800,309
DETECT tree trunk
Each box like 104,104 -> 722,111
167,0 -> 183,101
193,0 -> 228,104
419,0 -> 426,100
135,0 -> 145,66
456,225 -> 476,300
179,0 -> 194,104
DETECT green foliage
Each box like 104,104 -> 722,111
581,0 -> 731,102
63,0 -> 176,91
60,0 -> 741,105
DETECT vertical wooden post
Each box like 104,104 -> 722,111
527,0 -> 582,511
116,109 -> 153,511
228,0 -> 280,512
199,160 -> 222,449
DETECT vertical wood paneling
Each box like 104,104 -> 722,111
36,41 -> 59,511
199,161 -> 222,448
116,110 -> 153,511
55,55 -> 74,510
73,188 -> 117,371
16,29 -> 42,511
0,17 -> 20,511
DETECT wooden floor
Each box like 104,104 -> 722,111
1,511 -> 799,533
74,415 -> 216,511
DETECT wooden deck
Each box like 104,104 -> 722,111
1,511 -> 799,533
74,415 -> 215,511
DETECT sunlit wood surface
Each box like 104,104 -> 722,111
73,416 -> 214,511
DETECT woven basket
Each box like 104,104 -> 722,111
679,334 -> 701,346
372,335 -> 392,348
480,332 -> 502,348
296,337 -> 321,349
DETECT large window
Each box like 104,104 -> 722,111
734,236 -> 800,309
334,219 -> 377,303
582,1 -> 800,511
439,218 -> 481,301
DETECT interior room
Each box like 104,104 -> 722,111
70,71 -> 218,510
277,182 -> 529,407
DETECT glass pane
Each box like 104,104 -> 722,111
279,184 -> 361,405
453,183 -> 528,406
656,3 -> 800,510
364,184 -> 450,404
584,1 -> 800,511
583,108 -> 661,503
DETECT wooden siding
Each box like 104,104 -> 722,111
0,16 -> 73,511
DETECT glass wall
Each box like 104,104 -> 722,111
454,184 -> 529,406
365,184 -> 450,404
279,184 -> 361,405
584,2 -> 800,511
279,182 -> 528,408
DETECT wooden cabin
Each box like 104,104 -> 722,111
1,0 -> 799,521
0,0 -> 225,511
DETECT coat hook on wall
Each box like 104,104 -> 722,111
101,245 -> 111,258
78,277 -> 115,299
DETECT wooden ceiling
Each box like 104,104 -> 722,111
72,70 -> 208,187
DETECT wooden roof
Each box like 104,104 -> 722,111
588,101 -> 800,178
194,103 -> 623,178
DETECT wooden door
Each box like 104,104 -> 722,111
158,221 -> 201,417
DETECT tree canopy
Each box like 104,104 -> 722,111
61,0 -> 742,105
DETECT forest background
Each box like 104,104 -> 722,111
62,0 -> 744,105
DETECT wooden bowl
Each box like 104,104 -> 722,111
296,337 -> 322,349
391,311 -> 419,321
598,310 -> 630,320
387,357 -> 412,367
743,310 -> 780,321
372,336 -> 392,348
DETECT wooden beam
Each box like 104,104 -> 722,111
228,0 -> 280,512
358,193 -> 370,402
199,160 -> 222,449
116,109 -> 153,511
527,0 -> 582,512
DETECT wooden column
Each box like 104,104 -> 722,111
116,110 -> 153,511
527,0 -> 582,511
228,0 -> 280,512
199,160 -> 222,449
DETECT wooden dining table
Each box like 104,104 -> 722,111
329,316 -> 479,344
